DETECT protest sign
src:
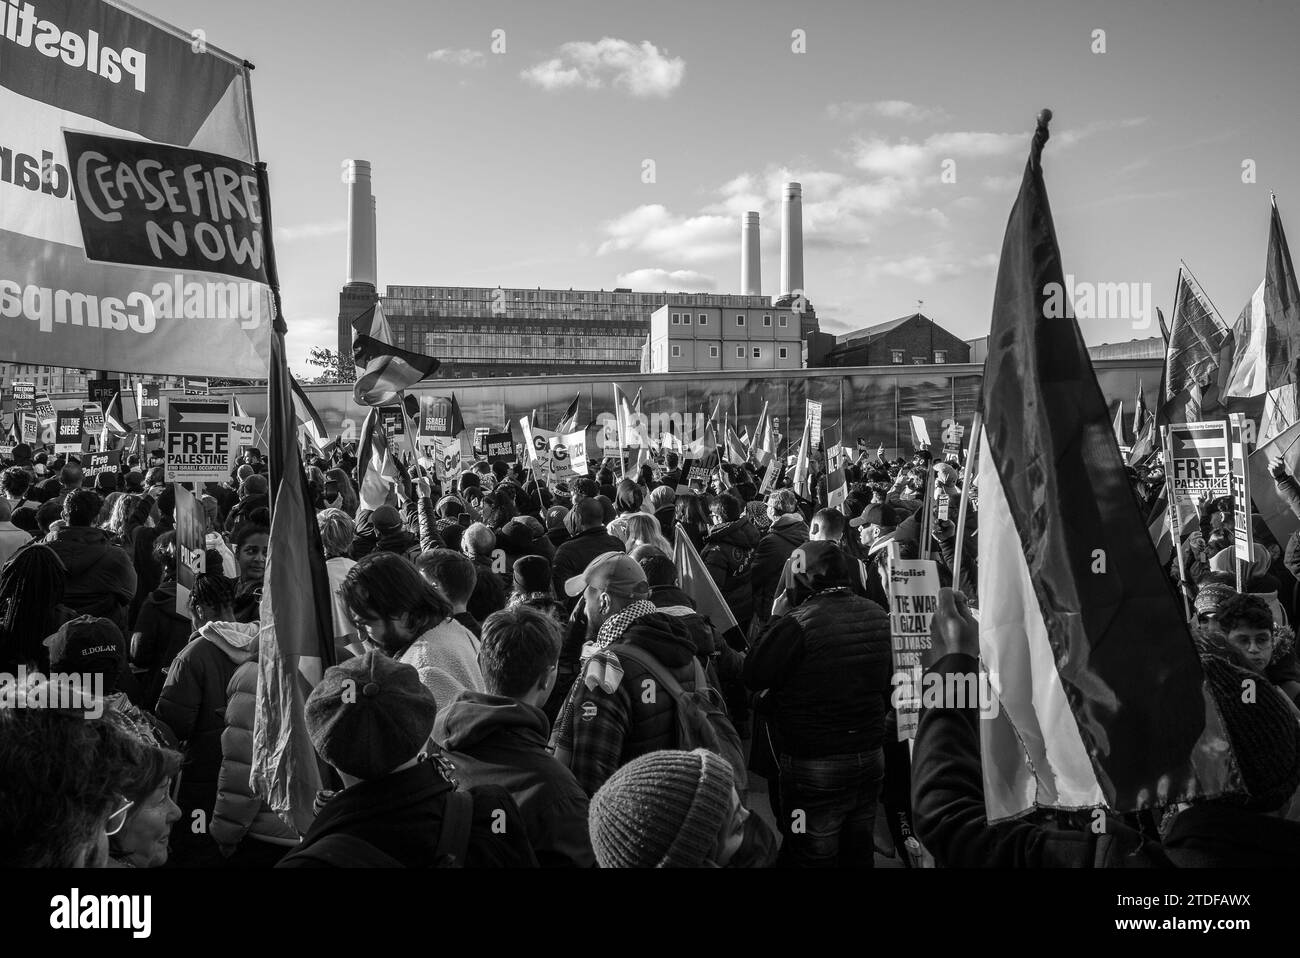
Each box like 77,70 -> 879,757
758,457 -> 779,496
143,418 -> 164,448
909,416 -> 931,449
55,411 -> 83,453
942,421 -> 965,460
549,430 -> 589,480
1229,413 -> 1254,564
886,556 -> 941,740
824,423 -> 848,511
137,383 -> 161,418
84,450 -> 121,478
34,393 -> 55,424
807,400 -> 822,450
12,382 -> 35,412
174,483 -> 207,614
485,432 -> 516,462
1,0 -> 269,378
675,452 -> 719,494
184,377 -> 210,396
1166,421 -> 1231,518
419,396 -> 457,437
379,406 -> 405,438
166,400 -> 230,483
20,412 -> 38,446
429,435 -> 462,483
81,402 -> 104,435
88,378 -> 121,406
230,415 -> 256,448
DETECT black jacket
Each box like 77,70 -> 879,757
131,581 -> 195,710
749,514 -> 809,627
702,517 -> 761,626
551,527 -> 626,606
47,525 -> 137,633
743,589 -> 892,758
468,558 -> 508,624
277,761 -> 537,868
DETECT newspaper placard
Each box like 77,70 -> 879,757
886,556 -> 940,741
12,382 -> 35,412
166,400 -> 231,483
1229,413 -> 1254,563
54,411 -> 83,453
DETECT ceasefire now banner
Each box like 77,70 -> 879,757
0,0 -> 270,377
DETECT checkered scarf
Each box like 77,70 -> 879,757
581,599 -> 658,663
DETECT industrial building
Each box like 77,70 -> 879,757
818,314 -> 972,368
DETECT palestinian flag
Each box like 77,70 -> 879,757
291,376 -> 329,452
1224,196 -> 1300,399
352,300 -> 440,406
975,110 -> 1233,821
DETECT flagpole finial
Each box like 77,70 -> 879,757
1031,108 -> 1052,168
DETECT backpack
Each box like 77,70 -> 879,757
615,643 -> 748,798
286,787 -> 475,868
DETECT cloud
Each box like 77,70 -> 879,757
282,315 -> 341,376
427,48 -> 486,68
862,245 -> 998,285
275,220 -> 346,242
980,174 -> 1021,193
615,268 -> 717,292
825,100 -> 950,124
597,205 -> 733,261
520,38 -> 684,97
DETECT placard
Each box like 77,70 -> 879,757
55,411 -> 83,453
806,400 -> 822,450
675,452 -> 719,494
136,383 -> 161,417
231,415 -> 256,447
1166,421 -> 1231,504
88,378 -> 121,406
1229,413 -> 1253,564
380,406 -> 405,438
174,483 -> 208,614
166,400 -> 231,483
34,394 -> 55,424
184,377 -> 210,396
84,450 -> 122,478
12,382 -> 35,412
484,431 -> 516,462
886,556 -> 941,741
549,429 -> 589,480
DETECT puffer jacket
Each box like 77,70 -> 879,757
550,609 -> 702,796
155,621 -> 259,816
131,580 -> 196,710
749,514 -> 809,627
46,525 -> 137,633
701,516 -> 761,626
210,657 -> 301,853
743,589 -> 892,758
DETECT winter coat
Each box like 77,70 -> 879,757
155,621 -> 258,818
743,589 -> 892,758
550,609 -> 702,796
654,506 -> 677,544
210,658 -> 302,853
550,527 -> 627,607
399,618 -> 486,710
433,691 -> 594,868
276,761 -> 537,868
46,525 -> 137,633
468,558 -> 508,625
749,514 -> 809,627
131,581 -> 197,710
701,517 -> 761,627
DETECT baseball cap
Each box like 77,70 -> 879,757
372,504 -> 403,534
564,551 -> 651,599
44,616 -> 128,690
850,502 -> 908,528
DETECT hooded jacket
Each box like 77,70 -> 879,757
276,761 -> 537,868
155,621 -> 259,814
211,657 -> 301,854
46,525 -> 137,632
550,609 -> 703,796
131,580 -> 196,710
749,513 -> 809,627
433,691 -> 594,868
551,526 -> 627,606
701,516 -> 761,626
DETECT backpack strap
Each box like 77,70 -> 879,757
615,643 -> 692,700
434,788 -> 475,867
291,833 -> 405,868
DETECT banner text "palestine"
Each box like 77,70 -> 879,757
1,2 -> 146,92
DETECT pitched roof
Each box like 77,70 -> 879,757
835,313 -> 926,345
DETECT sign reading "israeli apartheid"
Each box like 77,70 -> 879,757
166,399 -> 230,482
63,131 -> 269,285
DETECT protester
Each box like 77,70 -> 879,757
231,518 -> 269,623
551,497 -> 625,608
507,555 -> 566,621
340,553 -> 484,709
277,652 -> 537,868
674,491 -> 710,553
99,717 -> 184,869
433,606 -> 594,867
620,512 -> 674,556
0,542 -> 75,671
749,489 -> 810,631
0,499 -> 30,569
46,489 -> 137,634
416,548 -> 482,638
318,508 -> 360,656
129,534 -> 196,710
461,522 -> 507,624
701,491 -> 760,627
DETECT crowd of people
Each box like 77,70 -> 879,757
2,431 -> 1300,868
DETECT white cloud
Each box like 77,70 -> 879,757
597,205 -> 733,261
862,245 -> 998,285
427,48 -> 486,68
520,38 -> 684,97
616,268 -> 717,292
980,174 -> 1021,193
275,220 -> 346,242
825,100 -> 950,124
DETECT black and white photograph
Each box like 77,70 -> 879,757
1,0 -> 1297,939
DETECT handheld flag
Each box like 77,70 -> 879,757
352,300 -> 440,406
976,109 -> 1231,821
1111,401 -> 1125,447
356,407 -> 402,510
555,394 -> 581,435
673,531 -> 740,643
290,376 -> 329,453
1224,196 -> 1300,399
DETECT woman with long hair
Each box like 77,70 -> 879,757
674,491 -> 710,554
0,543 -> 75,672
101,493 -> 144,546
622,512 -> 673,557
324,467 -> 359,517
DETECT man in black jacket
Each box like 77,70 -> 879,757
743,541 -> 893,867
551,497 -> 625,611
46,489 -> 136,634
279,651 -> 537,868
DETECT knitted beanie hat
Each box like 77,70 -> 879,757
1201,653 -> 1300,811
588,748 -> 734,868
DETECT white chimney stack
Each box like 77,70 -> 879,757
370,194 -> 378,289
780,181 -> 803,299
345,159 -> 376,288
740,211 -> 761,295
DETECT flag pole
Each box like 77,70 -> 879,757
951,410 -> 981,591
1161,426 -> 1193,620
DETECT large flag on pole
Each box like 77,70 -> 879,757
352,300 -> 441,406
791,421 -> 812,498
290,376 -> 330,453
1223,197 -> 1300,399
673,531 -> 740,641
251,166 -> 337,836
975,110 -> 1232,822
356,407 -> 402,510
1111,401 -> 1125,447
1131,380 -> 1147,439
554,394 -> 581,435
1163,264 -> 1230,419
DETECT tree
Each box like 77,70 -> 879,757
304,346 -> 355,384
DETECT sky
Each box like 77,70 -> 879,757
146,0 -> 1300,377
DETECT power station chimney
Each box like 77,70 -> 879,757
780,181 -> 803,299
345,159 -> 376,288
370,195 -> 378,290
740,211 -> 761,295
